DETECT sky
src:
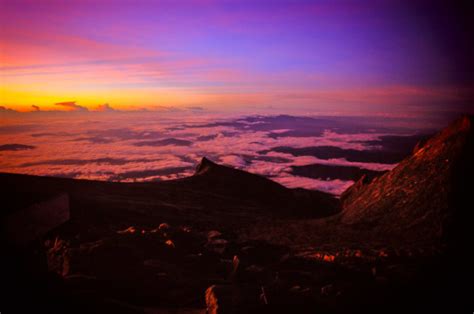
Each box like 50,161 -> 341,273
1,0 -> 473,116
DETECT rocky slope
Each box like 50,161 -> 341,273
341,115 -> 474,246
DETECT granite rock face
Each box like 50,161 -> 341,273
341,115 -> 474,245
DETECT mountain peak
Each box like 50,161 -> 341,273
188,156 -> 339,217
195,157 -> 217,175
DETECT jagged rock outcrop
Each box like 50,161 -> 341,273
341,115 -> 474,245
339,174 -> 372,205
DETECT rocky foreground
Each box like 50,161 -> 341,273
1,116 -> 473,313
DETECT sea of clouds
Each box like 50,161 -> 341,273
0,110 -> 432,195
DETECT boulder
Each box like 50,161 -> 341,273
208,230 -> 223,239
205,285 -> 236,314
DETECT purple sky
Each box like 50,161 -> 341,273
1,0 -> 473,116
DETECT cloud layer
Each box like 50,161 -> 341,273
0,113 -> 432,195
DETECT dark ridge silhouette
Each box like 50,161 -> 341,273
190,157 -> 339,217
0,157 -> 339,229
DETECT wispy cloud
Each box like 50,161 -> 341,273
94,103 -> 113,112
55,101 -> 88,112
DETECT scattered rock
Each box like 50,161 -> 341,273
208,230 -> 222,239
205,285 -> 236,314
46,237 -> 69,276
117,226 -> 136,234
260,286 -> 268,305
206,236 -> 228,254
159,223 -> 170,231
320,284 -> 335,296
228,255 -> 240,281
245,265 -> 264,273
181,226 -> 192,233
289,285 -> 301,292
165,239 -> 175,248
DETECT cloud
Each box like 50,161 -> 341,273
0,124 -> 39,133
218,154 -> 248,168
273,175 -> 354,195
71,136 -> 114,144
55,101 -> 88,111
133,138 -> 192,147
196,134 -> 218,141
262,151 -> 396,172
0,144 -> 36,151
0,106 -> 18,113
31,131 -> 73,138
19,157 -> 163,167
31,105 -> 41,111
95,103 -> 115,112
108,166 -> 192,182
265,145 -> 407,164
80,127 -> 163,142
150,106 -> 183,112
0,114 -> 431,195
186,106 -> 205,111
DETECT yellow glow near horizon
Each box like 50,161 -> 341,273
0,82 -> 270,112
